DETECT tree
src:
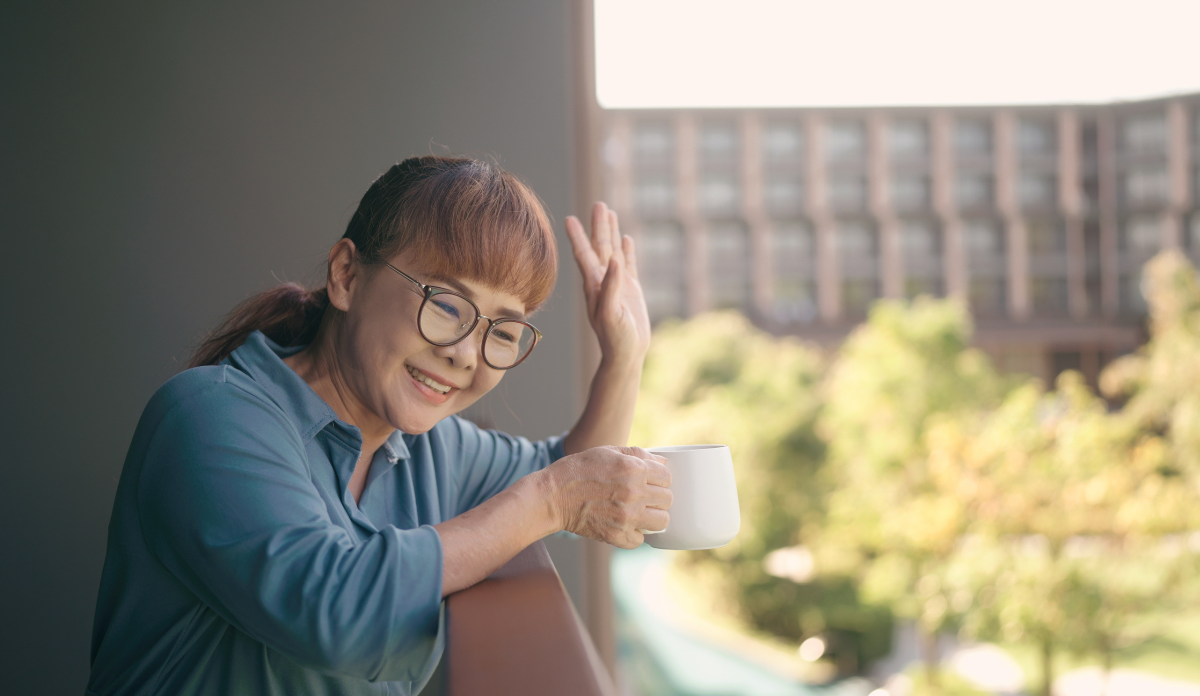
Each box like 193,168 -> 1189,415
813,297 -> 1007,686
631,312 -> 893,669
935,261 -> 1200,695
935,372 -> 1165,696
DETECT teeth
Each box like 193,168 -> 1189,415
407,366 -> 452,394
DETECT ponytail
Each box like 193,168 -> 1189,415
186,284 -> 330,368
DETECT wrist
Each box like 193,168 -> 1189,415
597,350 -> 645,378
522,467 -> 566,538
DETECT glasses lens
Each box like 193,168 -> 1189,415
484,320 -> 537,368
419,291 -> 478,343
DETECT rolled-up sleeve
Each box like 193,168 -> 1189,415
136,383 -> 442,683
441,416 -> 566,515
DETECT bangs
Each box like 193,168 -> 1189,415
352,158 -> 557,313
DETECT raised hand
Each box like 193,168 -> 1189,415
545,446 -> 672,549
565,202 -> 652,368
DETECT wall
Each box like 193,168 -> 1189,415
0,2 -> 583,693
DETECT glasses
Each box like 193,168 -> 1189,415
385,262 -> 542,370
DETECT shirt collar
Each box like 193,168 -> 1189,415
226,331 -> 409,462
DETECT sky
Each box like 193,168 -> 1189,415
595,0 -> 1200,109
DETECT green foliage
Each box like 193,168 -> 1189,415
633,312 -> 827,556
632,312 -> 893,666
815,298 -> 1007,649
632,254 -> 1200,689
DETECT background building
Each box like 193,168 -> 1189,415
600,95 -> 1200,384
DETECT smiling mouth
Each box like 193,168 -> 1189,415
406,365 -> 454,395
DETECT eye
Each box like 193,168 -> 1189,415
432,299 -> 461,319
492,328 -> 517,344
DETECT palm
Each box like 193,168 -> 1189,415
565,202 -> 651,364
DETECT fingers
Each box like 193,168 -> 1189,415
614,532 -> 645,550
608,208 -> 623,268
644,461 -> 672,491
566,215 -> 604,313
619,446 -> 670,488
645,484 -> 673,511
554,445 -> 674,548
566,215 -> 602,279
638,508 -> 670,532
597,256 -> 623,320
592,202 -> 612,266
622,234 -> 639,281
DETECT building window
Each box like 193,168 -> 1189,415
1124,165 -> 1169,206
1085,220 -> 1102,315
1028,218 -> 1068,317
764,173 -> 804,215
837,219 -> 878,318
825,121 -> 865,161
707,221 -> 751,310
633,122 -> 673,165
1018,118 -> 1055,155
964,218 -> 1006,317
900,219 -> 943,298
889,119 -> 929,159
965,218 -> 1005,257
955,119 -> 992,157
1020,173 -> 1057,209
1027,217 -> 1066,254
1032,278 -> 1068,316
637,222 -> 687,321
771,221 -> 817,324
633,173 -> 676,217
699,121 -> 738,164
1124,113 -> 1167,155
1119,273 -> 1147,316
699,172 -> 739,217
1121,214 -> 1162,257
829,175 -> 867,212
763,121 -> 804,164
969,278 -> 1007,317
892,174 -> 929,212
956,174 -> 993,209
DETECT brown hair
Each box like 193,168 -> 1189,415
187,156 -> 558,368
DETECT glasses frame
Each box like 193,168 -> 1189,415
384,262 -> 543,370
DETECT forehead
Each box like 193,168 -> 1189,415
389,251 -> 528,320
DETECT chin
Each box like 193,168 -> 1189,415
391,401 -> 455,435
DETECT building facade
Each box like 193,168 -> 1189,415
600,94 -> 1200,384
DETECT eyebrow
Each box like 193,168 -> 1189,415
425,272 -> 527,321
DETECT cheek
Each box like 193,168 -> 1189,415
341,311 -> 424,391
451,370 -> 503,412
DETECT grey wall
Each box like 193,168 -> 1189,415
0,2 -> 583,693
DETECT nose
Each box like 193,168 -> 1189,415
430,322 -> 487,370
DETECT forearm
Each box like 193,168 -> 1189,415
563,356 -> 643,455
434,470 -> 561,596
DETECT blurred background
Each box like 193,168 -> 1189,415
4,1 -> 1200,695
595,2 -> 1200,696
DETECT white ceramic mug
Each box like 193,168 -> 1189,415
641,444 -> 741,550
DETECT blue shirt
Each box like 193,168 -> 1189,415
88,331 -> 565,696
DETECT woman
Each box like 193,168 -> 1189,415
87,156 -> 671,695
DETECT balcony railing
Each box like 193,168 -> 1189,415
446,540 -> 616,696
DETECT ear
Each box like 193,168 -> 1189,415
326,239 -> 359,312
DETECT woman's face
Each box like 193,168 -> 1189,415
333,248 -> 529,435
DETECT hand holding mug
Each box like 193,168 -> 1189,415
545,446 -> 672,549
